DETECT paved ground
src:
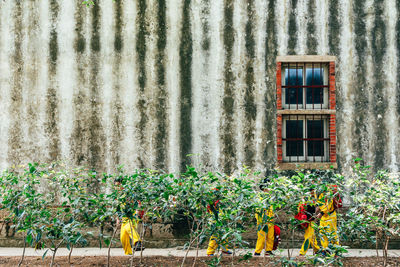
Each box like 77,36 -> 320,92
0,248 -> 398,258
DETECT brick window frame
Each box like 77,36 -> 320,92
276,55 -> 337,170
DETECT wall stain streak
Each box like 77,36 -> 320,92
306,0 -> 317,54
328,0 -> 340,56
26,1 -> 41,161
136,0 -> 148,168
110,0 -> 125,167
71,2 -> 88,166
220,0 -> 236,174
46,0 -> 61,161
287,0 -> 298,55
243,0 -> 256,167
372,0 -> 387,170
263,0 -> 277,170
155,0 -> 168,171
396,0 -> 400,118
8,1 -> 24,164
353,0 -> 368,160
179,0 -> 193,172
89,2 -> 106,172
200,0 -> 211,168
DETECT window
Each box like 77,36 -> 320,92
276,56 -> 337,169
282,63 -> 329,109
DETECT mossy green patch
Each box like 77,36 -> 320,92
328,0 -> 340,56
8,1 -> 23,165
288,0 -> 298,55
91,2 -> 100,52
353,0 -> 368,160
244,0 -> 256,167
263,0 -> 277,169
372,0 -> 387,170
155,0 -> 167,170
306,0 -> 317,54
114,0 -> 123,52
221,0 -> 236,174
179,0 -> 193,172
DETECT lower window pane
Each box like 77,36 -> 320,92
307,120 -> 324,157
286,120 -> 303,157
287,141 -> 304,156
306,87 -> 323,104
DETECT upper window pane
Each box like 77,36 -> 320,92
285,68 -> 303,105
306,68 -> 324,104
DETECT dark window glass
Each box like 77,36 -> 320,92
307,120 -> 324,157
306,68 -> 324,104
285,68 -> 303,105
286,120 -> 303,156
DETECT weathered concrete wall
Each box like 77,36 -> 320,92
0,0 -> 399,174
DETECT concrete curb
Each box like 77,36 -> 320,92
0,248 -> 399,258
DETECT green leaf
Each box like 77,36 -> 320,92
42,249 -> 49,260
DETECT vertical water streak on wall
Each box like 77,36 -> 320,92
315,0 -> 328,55
231,0 -> 245,170
287,0 -> 298,55
383,0 -> 399,172
276,0 -> 290,55
179,0 -> 193,172
112,0 -> 126,170
57,0 -> 75,162
99,0 -> 113,172
353,0 -> 369,162
263,0 -> 277,170
191,0 -> 210,170
88,2 -> 106,171
306,0 -> 317,54
136,0 -> 149,169
295,0 -> 307,54
46,0 -> 61,161
70,3 -> 90,167
0,1 -> 12,169
397,0 -> 400,171
145,0 -> 159,168
220,0 -> 236,174
337,0 -> 356,171
371,0 -> 387,170
166,0 -> 182,173
328,0 -> 340,57
364,0 -> 376,166
208,0 -> 224,171
22,1 -> 42,162
243,0 -> 257,167
120,0 -> 139,171
8,1 -> 25,164
254,0 -> 267,172
154,0 -> 168,171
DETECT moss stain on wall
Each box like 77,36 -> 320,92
263,0 -> 277,170
155,0 -> 168,170
243,0 -> 256,167
8,1 -> 24,165
372,0 -> 388,170
287,0 -> 298,55
353,0 -> 369,160
179,0 -> 193,172
221,0 -> 236,174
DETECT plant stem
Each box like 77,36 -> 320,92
182,218 -> 198,267
17,234 -> 27,267
129,219 -> 135,267
68,245 -> 73,266
107,225 -> 118,267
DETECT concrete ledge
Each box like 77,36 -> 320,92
277,109 -> 336,115
276,162 -> 338,170
277,55 -> 336,62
